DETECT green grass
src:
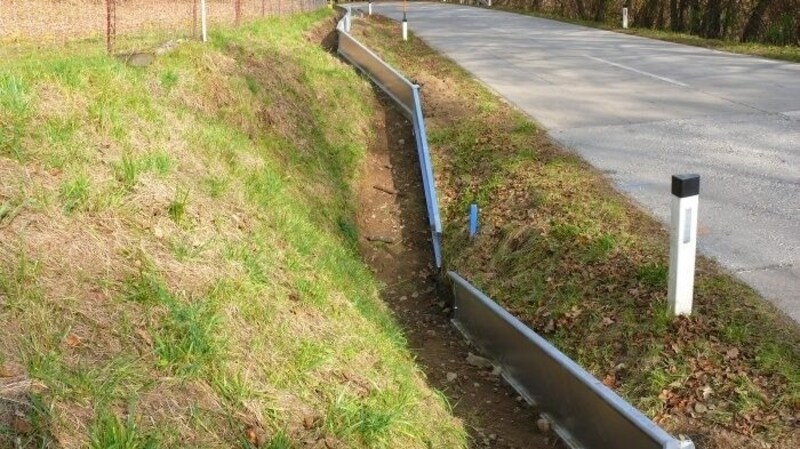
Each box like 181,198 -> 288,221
89,409 -> 157,449
354,16 -> 800,448
0,10 -> 466,449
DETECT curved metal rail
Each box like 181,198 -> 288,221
335,5 -> 443,268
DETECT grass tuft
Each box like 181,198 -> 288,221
0,10 -> 466,449
354,15 -> 800,448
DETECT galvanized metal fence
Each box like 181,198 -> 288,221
335,6 -> 694,448
0,0 -> 328,53
449,272 -> 694,449
336,5 -> 443,268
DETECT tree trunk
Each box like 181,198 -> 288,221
574,0 -> 588,19
639,0 -> 660,28
703,0 -> 723,38
670,0 -> 680,30
741,0 -> 773,42
594,0 -> 609,21
676,0 -> 688,32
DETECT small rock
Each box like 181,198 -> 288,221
411,291 -> 419,298
537,417 -> 551,433
473,382 -> 480,388
466,352 -> 493,369
399,296 -> 407,301
446,372 -> 458,382
12,416 -> 32,434
398,139 -> 405,145
694,402 -> 708,414
489,434 -> 497,441
442,307 -> 452,314
490,366 -> 502,376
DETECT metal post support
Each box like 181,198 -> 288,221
106,0 -> 116,54
200,0 -> 208,42
469,204 -> 479,238
668,174 -> 700,316
623,7 -> 629,29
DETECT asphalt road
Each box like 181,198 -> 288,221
355,2 -> 800,322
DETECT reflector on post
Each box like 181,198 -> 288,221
668,174 -> 700,317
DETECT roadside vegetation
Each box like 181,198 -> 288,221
505,0 -> 800,45
352,15 -> 800,449
0,10 -> 467,448
490,4 -> 800,63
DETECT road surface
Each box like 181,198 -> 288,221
356,2 -> 800,322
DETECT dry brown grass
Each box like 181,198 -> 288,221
353,15 -> 800,449
0,11 -> 467,448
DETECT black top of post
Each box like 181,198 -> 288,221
671,174 -> 700,198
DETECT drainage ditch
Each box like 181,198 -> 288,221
354,91 -> 558,449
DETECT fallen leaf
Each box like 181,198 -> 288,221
65,334 -> 81,347
0,362 -> 24,378
244,425 -> 261,446
13,416 -> 32,434
136,329 -> 153,347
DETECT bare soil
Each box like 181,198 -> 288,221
351,15 -> 800,449
353,90 -> 560,449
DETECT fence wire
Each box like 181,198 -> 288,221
0,0 -> 329,53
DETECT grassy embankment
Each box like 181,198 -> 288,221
488,5 -> 800,63
352,16 -> 800,449
0,10 -> 467,448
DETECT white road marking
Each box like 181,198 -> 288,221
584,55 -> 689,87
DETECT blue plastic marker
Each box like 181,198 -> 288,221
469,204 -> 479,238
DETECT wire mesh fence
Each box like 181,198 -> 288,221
0,0 -> 329,53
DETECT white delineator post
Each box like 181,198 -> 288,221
368,0 -> 372,15
668,174 -> 700,316
200,0 -> 208,42
622,7 -> 629,29
402,13 -> 408,41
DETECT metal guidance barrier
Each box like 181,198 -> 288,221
449,272 -> 694,449
335,7 -> 691,448
336,6 -> 443,268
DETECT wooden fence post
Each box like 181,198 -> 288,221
106,0 -> 116,53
